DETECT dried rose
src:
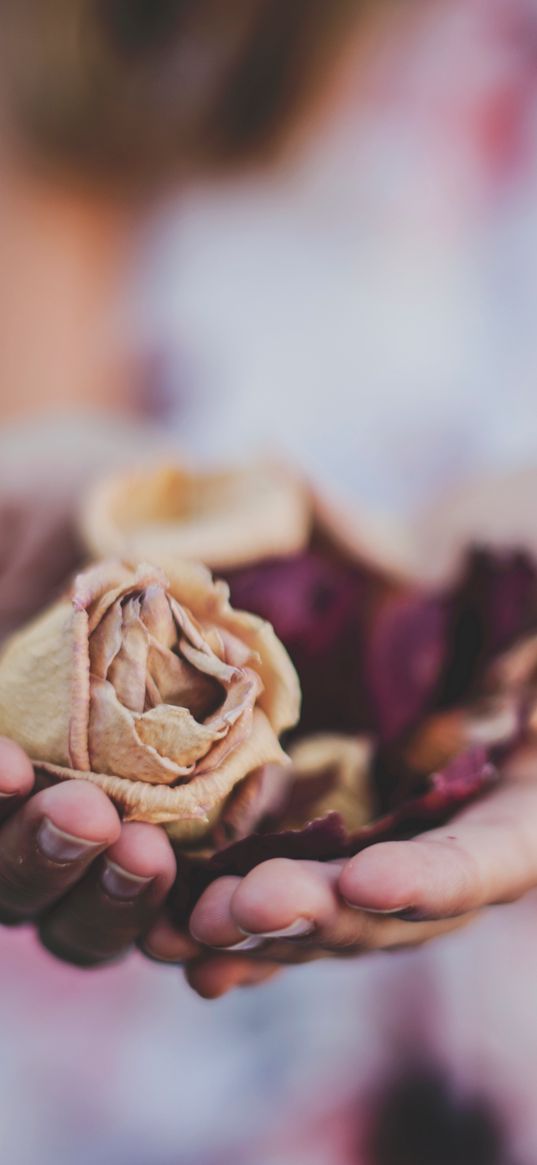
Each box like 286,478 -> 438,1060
226,552 -> 376,737
0,560 -> 300,841
227,546 -> 537,748
168,550 -> 537,915
81,461 -> 312,571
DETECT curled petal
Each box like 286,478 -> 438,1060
89,679 -> 192,784
367,593 -> 448,743
160,559 -> 300,736
146,639 -> 221,717
68,607 -> 91,771
284,735 -> 373,832
89,600 -> 123,680
81,461 -> 312,570
139,585 -> 176,648
135,705 -> 226,767
40,708 -> 288,839
107,597 -> 148,714
0,599 -> 89,769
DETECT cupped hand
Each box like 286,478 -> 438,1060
144,745 -> 537,997
0,736 -> 176,966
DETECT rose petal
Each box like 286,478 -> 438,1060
226,554 -> 366,736
107,597 -> 148,714
146,638 -> 222,718
170,746 -> 497,914
40,708 -> 288,839
88,600 -> 123,680
367,593 -> 449,743
282,735 -> 373,832
0,599 -> 87,769
84,564 -> 167,635
81,461 -> 312,570
89,679 -> 192,783
441,548 -> 537,704
135,705 -> 226,767
140,585 -> 176,648
72,560 -> 132,613
68,607 -> 91,771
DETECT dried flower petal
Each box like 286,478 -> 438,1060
0,560 -> 299,835
81,461 -> 312,570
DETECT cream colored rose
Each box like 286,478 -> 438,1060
0,560 -> 300,841
81,461 -> 312,570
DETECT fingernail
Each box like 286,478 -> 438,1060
101,860 -> 154,901
253,918 -> 314,940
343,899 -> 414,916
37,818 -> 102,863
393,907 -> 429,922
221,935 -> 266,952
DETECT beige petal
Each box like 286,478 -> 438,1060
195,668 -> 263,772
312,488 -> 418,584
135,705 -> 226,767
146,638 -> 222,717
89,679 -> 192,784
39,708 -> 288,841
217,605 -> 300,736
68,608 -> 92,771
287,735 -> 374,832
178,636 -> 237,686
72,560 -> 133,611
88,600 -> 123,680
0,599 -> 90,769
107,596 -> 148,714
165,565 -> 300,735
139,585 -> 176,648
81,461 -> 312,569
215,627 -> 256,669
84,564 -> 167,635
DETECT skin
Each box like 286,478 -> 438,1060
0,737 -> 176,967
142,746 -> 537,997
3,732 -> 537,992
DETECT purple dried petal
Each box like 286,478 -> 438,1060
366,592 -> 450,744
441,548 -> 537,704
226,552 -> 376,735
354,746 -> 496,847
169,747 -> 495,920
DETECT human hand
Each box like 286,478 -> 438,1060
0,736 -> 176,966
144,745 -> 537,997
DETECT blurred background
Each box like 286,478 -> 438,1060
2,0 -> 537,1162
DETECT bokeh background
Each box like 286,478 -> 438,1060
2,1 -> 537,1162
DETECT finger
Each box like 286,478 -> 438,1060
195,859 -> 474,961
142,915 -> 201,964
189,862 -> 347,953
186,860 -> 361,955
40,822 -> 176,967
0,737 -> 35,822
0,780 -> 120,922
185,955 -> 281,1000
190,876 -> 271,952
340,751 -> 537,919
